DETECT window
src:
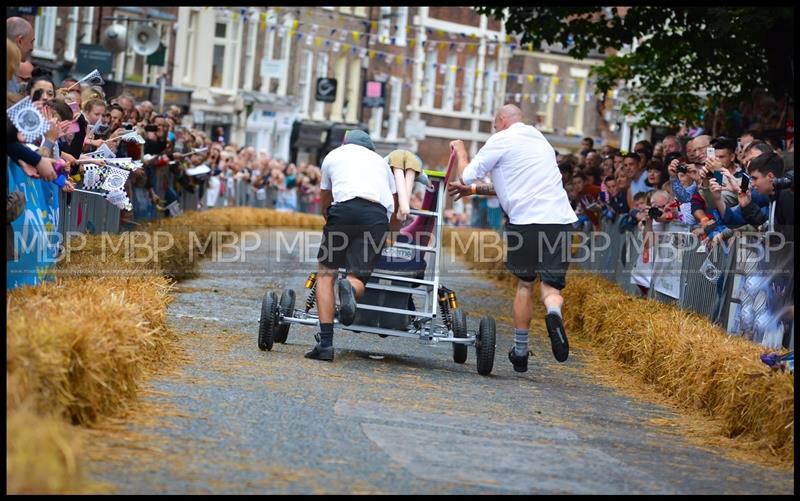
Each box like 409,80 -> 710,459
183,11 -> 198,84
423,52 -> 437,108
298,50 -> 314,117
33,7 -> 57,58
211,19 -> 241,91
144,24 -> 169,85
443,52 -> 457,111
461,56 -> 476,114
482,59 -> 497,116
338,7 -> 353,15
567,68 -> 589,135
378,7 -> 392,44
353,7 -> 368,17
386,77 -> 402,140
313,52 -> 329,120
537,63 -> 559,131
211,23 -> 227,88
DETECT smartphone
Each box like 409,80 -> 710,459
67,101 -> 80,113
144,124 -> 158,133
706,147 -> 716,160
739,174 -> 750,193
67,120 -> 80,134
712,171 -> 724,185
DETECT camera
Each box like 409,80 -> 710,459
144,124 -> 158,133
677,163 -> 689,174
123,122 -> 134,130
648,206 -> 663,219
32,88 -> 44,102
773,170 -> 794,191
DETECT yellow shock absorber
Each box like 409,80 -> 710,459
448,291 -> 458,310
305,272 -> 317,289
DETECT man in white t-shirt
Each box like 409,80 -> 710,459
448,104 -> 578,373
305,129 -> 397,361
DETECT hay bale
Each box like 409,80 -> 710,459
6,407 -> 85,494
444,227 -> 794,465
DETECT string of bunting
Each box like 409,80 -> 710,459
268,27 -> 609,97
204,7 -> 621,102
210,5 -> 534,51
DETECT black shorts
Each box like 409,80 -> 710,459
504,222 -> 572,289
318,198 -> 390,283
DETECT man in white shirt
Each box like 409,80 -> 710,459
448,104 -> 577,373
306,129 -> 397,361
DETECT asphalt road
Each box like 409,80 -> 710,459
85,228 -> 793,494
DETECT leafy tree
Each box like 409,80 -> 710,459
475,6 -> 793,129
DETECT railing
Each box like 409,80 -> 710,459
575,217 -> 794,350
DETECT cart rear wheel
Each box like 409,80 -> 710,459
475,315 -> 496,375
275,289 -> 295,344
258,291 -> 279,351
452,308 -> 468,364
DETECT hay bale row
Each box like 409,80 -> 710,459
443,227 -> 794,465
6,207 -> 324,493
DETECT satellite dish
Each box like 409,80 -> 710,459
130,24 -> 160,56
102,24 -> 128,53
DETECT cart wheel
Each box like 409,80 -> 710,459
258,291 -> 279,351
452,308 -> 468,364
475,315 -> 496,375
275,289 -> 296,344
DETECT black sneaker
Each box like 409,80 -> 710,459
545,313 -> 569,362
508,346 -> 532,373
304,334 -> 334,361
337,279 -> 357,326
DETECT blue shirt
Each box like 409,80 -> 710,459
630,170 -> 650,197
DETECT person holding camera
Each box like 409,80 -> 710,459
738,152 -> 794,240
665,151 -> 699,224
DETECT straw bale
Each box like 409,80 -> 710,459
444,228 -> 794,466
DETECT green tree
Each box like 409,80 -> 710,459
475,6 -> 793,129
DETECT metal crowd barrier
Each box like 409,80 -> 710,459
574,217 -> 794,349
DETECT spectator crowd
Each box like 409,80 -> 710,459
6,16 -> 327,249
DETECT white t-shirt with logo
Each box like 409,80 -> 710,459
462,122 -> 578,225
321,143 -> 397,221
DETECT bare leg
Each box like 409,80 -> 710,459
346,274 -> 365,300
394,167 -> 410,221
404,169 -> 416,210
513,279 -> 534,330
540,281 -> 564,311
316,265 -> 338,324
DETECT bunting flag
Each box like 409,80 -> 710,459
7,97 -> 50,143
